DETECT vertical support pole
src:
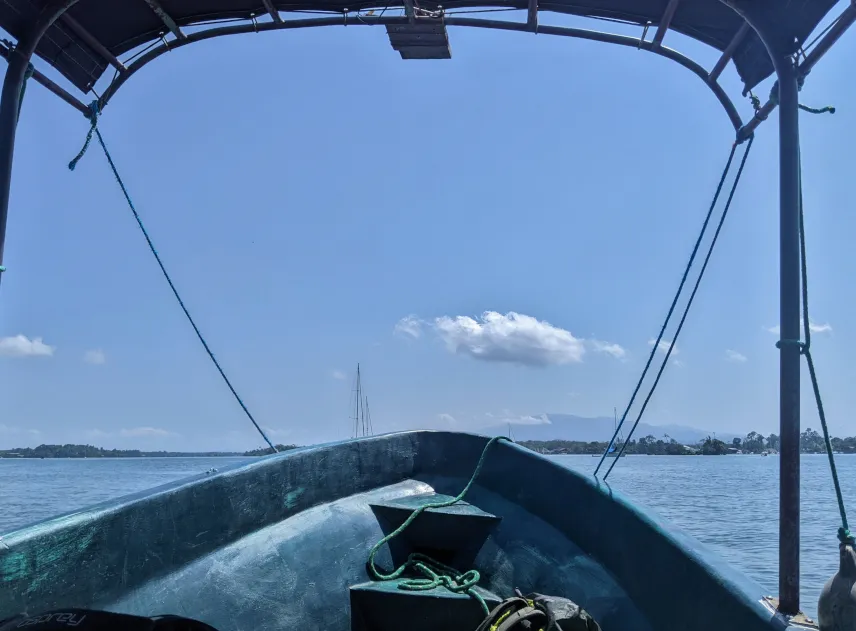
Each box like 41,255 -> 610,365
0,47 -> 30,291
731,1 -> 802,615
777,57 -> 802,617
0,0 -> 80,294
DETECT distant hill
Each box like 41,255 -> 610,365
488,413 -> 739,445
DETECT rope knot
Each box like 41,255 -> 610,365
68,100 -> 101,171
0,265 -> 6,273
839,527 -> 855,546
84,99 -> 101,122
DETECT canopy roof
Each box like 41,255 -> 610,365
0,0 -> 839,95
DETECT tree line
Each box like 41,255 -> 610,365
0,443 -> 299,458
521,427 -> 856,456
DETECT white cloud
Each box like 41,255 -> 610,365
504,414 -> 551,426
437,413 -> 456,426
588,339 -> 626,359
0,335 -> 54,358
83,349 -> 106,365
725,349 -> 748,363
434,311 -> 587,367
394,315 -> 423,339
331,369 -> 347,380
649,338 -> 678,355
766,320 -> 832,335
118,427 -> 177,438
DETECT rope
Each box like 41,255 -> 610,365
777,154 -> 852,546
602,137 -> 754,480
366,435 -> 510,615
766,81 -> 836,116
67,101 -> 278,454
594,141 -> 740,476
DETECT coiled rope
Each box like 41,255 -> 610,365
366,435 -> 511,615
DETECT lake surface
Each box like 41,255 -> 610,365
2,453 -> 853,620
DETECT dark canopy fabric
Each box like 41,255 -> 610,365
0,0 -> 838,95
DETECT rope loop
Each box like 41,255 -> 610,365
839,527 -> 855,547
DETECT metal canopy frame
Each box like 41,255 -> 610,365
0,0 -> 853,620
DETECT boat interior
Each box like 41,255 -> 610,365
0,432 -> 793,631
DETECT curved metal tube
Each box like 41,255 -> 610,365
97,14 -> 744,133
0,0 -> 81,285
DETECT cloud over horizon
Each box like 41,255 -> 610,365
0,335 -> 55,358
396,311 -> 624,368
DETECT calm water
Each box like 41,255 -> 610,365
2,454 -> 853,619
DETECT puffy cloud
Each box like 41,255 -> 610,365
331,369 -> 347,380
83,349 -> 106,365
433,311 -> 586,367
394,315 -> 423,339
725,349 -> 748,363
0,335 -> 54,358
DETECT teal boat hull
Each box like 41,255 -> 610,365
0,432 -> 797,630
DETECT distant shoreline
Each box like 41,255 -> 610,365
0,444 -> 298,459
2,430 -> 853,459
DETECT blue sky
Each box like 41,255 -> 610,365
0,8 -> 854,451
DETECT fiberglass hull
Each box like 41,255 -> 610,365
0,431 -> 796,631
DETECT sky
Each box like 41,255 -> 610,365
0,6 -> 855,451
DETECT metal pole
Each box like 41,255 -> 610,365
0,46 -> 30,289
0,0 -> 81,293
776,56 -> 802,617
730,1 -> 802,614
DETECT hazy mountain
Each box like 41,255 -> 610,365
489,413 -> 739,445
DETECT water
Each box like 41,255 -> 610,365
1,454 -> 852,619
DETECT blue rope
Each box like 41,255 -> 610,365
778,154 -> 852,546
68,101 -> 277,454
602,136 -> 754,480
595,141 -> 740,476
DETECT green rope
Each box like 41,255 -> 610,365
777,153 -> 852,547
366,435 -> 510,615
766,81 -> 835,116
798,104 -> 835,115
66,101 -> 278,454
